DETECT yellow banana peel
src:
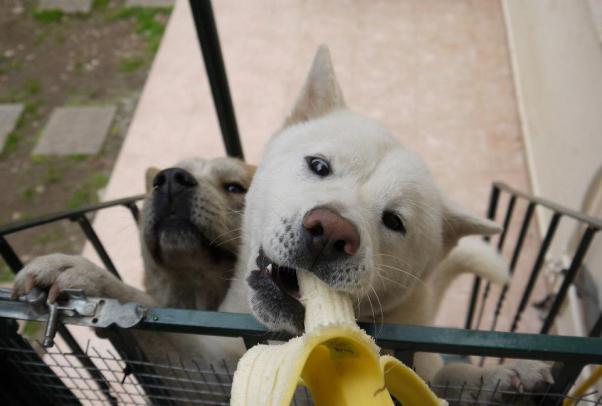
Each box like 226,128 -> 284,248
231,271 -> 447,406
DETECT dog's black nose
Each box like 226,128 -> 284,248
153,168 -> 197,196
302,207 -> 360,261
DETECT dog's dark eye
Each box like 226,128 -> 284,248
382,211 -> 406,235
305,156 -> 331,177
224,182 -> 246,194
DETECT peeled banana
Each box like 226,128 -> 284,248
231,271 -> 446,406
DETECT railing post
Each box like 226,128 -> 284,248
541,227 -> 598,334
511,213 -> 561,332
189,0 -> 244,160
0,235 -> 24,272
73,215 -> 120,279
465,184 -> 500,330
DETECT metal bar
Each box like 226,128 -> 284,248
543,362 -> 588,406
493,182 -> 602,229
135,308 -> 602,363
0,318 -> 81,405
56,324 -> 119,405
0,241 -> 117,402
490,201 -> 536,331
189,0 -> 244,159
0,194 -> 145,236
464,277 -> 480,330
125,202 -> 140,224
465,184 -> 500,329
74,215 -> 120,279
511,213 -> 562,332
0,235 -> 24,272
496,194 -> 518,252
102,328 -> 174,406
541,227 -> 598,334
475,193 -> 517,330
590,312 -> 602,337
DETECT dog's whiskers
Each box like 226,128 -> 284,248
209,227 -> 243,245
374,270 -> 412,290
376,263 -> 424,286
211,235 -> 242,249
369,285 -> 384,337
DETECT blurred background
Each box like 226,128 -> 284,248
0,0 -> 601,344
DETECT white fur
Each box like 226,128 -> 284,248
218,46 -> 553,399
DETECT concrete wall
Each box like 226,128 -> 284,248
503,0 -> 602,331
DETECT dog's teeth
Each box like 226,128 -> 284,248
266,263 -> 273,274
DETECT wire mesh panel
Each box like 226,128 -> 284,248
0,336 -> 316,405
2,334 -> 602,405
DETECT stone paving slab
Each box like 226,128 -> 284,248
33,106 -> 116,156
0,104 -> 24,153
126,0 -> 174,7
38,0 -> 93,14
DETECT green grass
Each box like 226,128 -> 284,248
34,232 -> 55,245
31,155 -> 49,164
23,78 -> 41,96
119,56 -> 146,73
22,321 -> 42,337
0,99 -> 41,156
67,172 -> 109,209
108,7 -> 171,54
69,154 -> 89,162
2,132 -> 20,154
45,165 -> 64,183
20,187 -> 34,202
33,9 -> 64,23
0,263 -> 15,283
93,0 -> 110,10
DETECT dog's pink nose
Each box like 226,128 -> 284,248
303,208 -> 360,256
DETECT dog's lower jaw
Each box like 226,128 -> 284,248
247,269 -> 305,334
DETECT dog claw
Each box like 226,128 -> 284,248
48,283 -> 62,304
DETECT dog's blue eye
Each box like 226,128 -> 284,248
306,156 -> 331,177
382,211 -> 406,235
224,183 -> 247,194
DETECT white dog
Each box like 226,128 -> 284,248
217,47 -> 553,403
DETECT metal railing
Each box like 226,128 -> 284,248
464,181 -> 602,400
1,0 -> 601,403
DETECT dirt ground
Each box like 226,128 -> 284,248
0,0 -> 172,283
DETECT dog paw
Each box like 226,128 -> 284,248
483,360 -> 554,399
12,253 -> 114,302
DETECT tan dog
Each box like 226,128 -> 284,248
12,157 -> 255,360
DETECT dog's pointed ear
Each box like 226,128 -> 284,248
145,167 -> 160,193
443,200 -> 502,245
284,45 -> 346,127
243,163 -> 257,181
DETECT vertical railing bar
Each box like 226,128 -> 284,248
188,0 -> 244,160
475,193 -> 518,330
73,215 -> 120,279
73,206 -> 170,403
464,278 -> 481,330
543,362 -> 587,406
490,201 -> 536,332
465,185 -> 500,329
0,235 -> 24,272
124,202 -> 140,224
56,324 -> 119,405
541,227 -> 598,334
589,312 -> 602,337
508,201 -> 534,270
510,213 -> 562,332
497,195 -> 518,251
